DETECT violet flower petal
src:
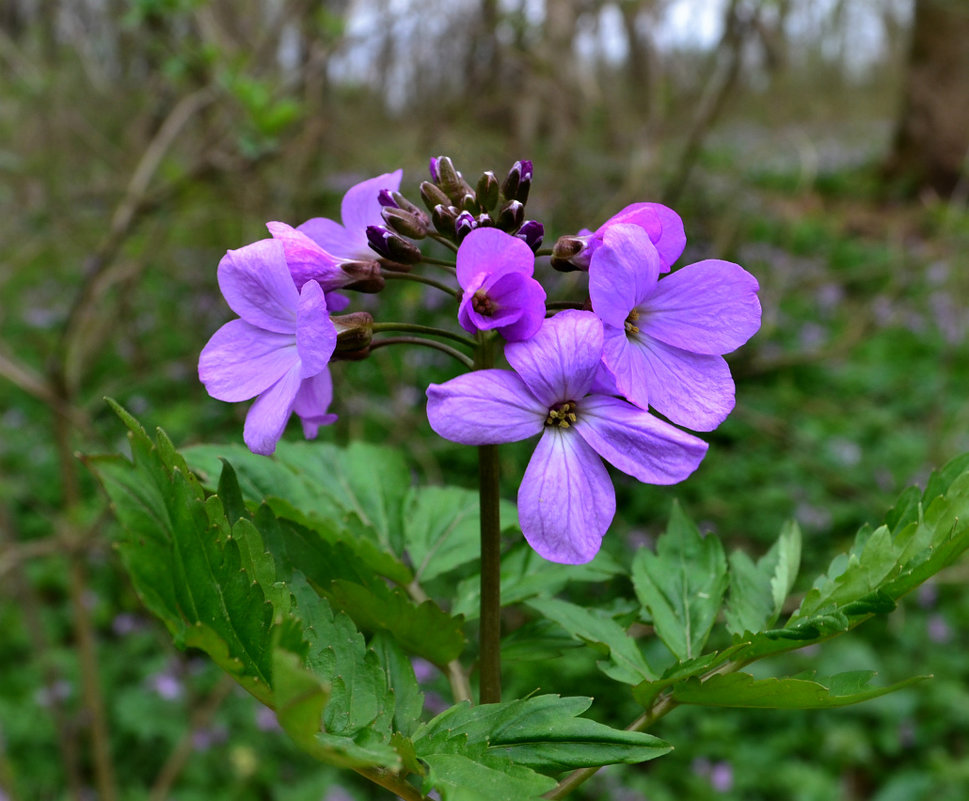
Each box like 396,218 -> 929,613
295,281 -> 336,377
456,227 -> 535,288
217,240 -> 298,334
495,273 -> 547,342
243,364 -> 303,455
340,169 -> 403,252
426,370 -> 545,445
266,221 -> 345,291
600,202 -> 685,270
639,259 -> 762,355
198,319 -> 296,402
588,225 -> 661,327
518,429 -> 615,564
626,338 -> 735,431
292,369 -> 338,439
458,272 -> 527,334
505,310 -> 602,407
297,216 -> 358,260
575,395 -> 708,484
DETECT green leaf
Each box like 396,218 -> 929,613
724,520 -> 801,636
631,502 -> 728,660
370,632 -> 425,738
419,753 -> 554,801
526,597 -> 656,684
672,670 -> 930,709
452,543 -> 623,620
404,486 -> 518,582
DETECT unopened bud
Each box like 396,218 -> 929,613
460,193 -> 478,213
339,259 -> 385,292
476,171 -> 499,212
495,200 -> 524,232
515,220 -> 544,251
434,156 -> 466,203
431,204 -> 457,238
420,181 -> 451,213
501,160 -> 533,204
391,191 -> 424,216
550,234 -> 590,272
381,206 -> 429,238
377,189 -> 398,208
428,156 -> 441,183
332,312 -> 374,352
366,225 -> 422,264
455,211 -> 477,243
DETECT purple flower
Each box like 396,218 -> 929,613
456,228 -> 546,342
297,169 -> 403,261
561,202 -> 687,273
589,224 -> 761,431
426,311 -> 707,563
198,239 -> 337,455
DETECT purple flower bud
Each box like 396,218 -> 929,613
515,220 -> 544,251
501,159 -> 533,204
382,205 -> 429,238
550,233 -> 591,271
496,200 -> 524,232
455,210 -> 477,242
365,225 -> 422,264
431,204 -> 457,238
377,189 -> 398,208
429,156 -> 440,183
420,181 -> 452,213
476,170 -> 499,211
332,312 -> 374,352
338,259 -> 385,292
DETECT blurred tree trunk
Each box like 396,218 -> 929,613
619,0 -> 656,120
884,0 -> 969,196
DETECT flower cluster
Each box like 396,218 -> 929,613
199,156 -> 761,562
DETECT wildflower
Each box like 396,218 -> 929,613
426,311 -> 707,563
297,169 -> 403,261
589,224 -> 761,431
456,228 -> 547,342
198,239 -> 337,455
551,201 -> 686,272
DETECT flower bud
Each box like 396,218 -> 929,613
381,205 -> 429,238
377,189 -> 398,208
332,312 -> 374,352
391,191 -> 424,216
515,219 -> 544,251
501,160 -> 533,204
550,234 -> 590,272
431,203 -> 457,238
420,181 -> 451,212
460,193 -> 478,213
428,156 -> 441,183
495,200 -> 524,232
476,171 -> 499,212
366,225 -> 422,264
454,210 -> 477,243
338,260 -> 385,292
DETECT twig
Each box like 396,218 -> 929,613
148,675 -> 236,801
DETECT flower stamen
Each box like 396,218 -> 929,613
472,288 -> 497,316
545,400 -> 578,428
625,308 -> 640,336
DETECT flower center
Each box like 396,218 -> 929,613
545,400 -> 578,429
472,288 -> 497,316
624,308 -> 640,336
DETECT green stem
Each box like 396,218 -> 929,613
371,322 -> 477,349
475,334 -> 502,704
383,271 -> 460,298
369,337 -> 474,369
419,255 -> 458,271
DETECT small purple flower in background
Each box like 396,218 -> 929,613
426,311 -> 707,563
198,239 -> 337,455
589,224 -> 761,431
297,170 -> 403,262
148,670 -> 182,701
456,228 -> 547,342
255,706 -> 282,732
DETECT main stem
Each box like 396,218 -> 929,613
476,335 -> 502,704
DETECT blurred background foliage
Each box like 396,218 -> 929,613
1,0 -> 968,799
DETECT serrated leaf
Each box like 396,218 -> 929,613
369,632 -> 425,738
632,502 -> 728,660
673,670 -> 929,709
420,753 -> 555,801
452,543 -> 624,620
405,487 -> 518,582
526,597 -> 656,684
725,521 -> 801,636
